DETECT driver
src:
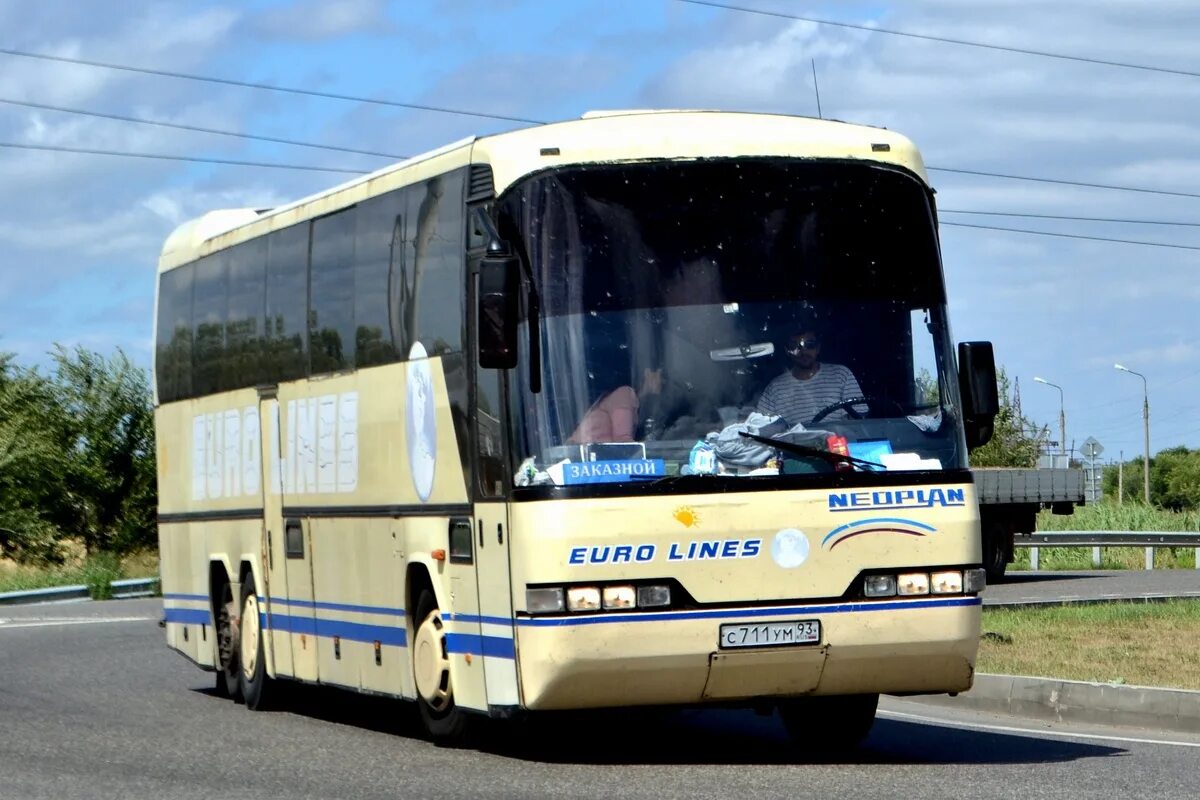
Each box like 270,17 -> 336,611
756,328 -> 867,425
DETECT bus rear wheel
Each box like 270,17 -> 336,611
412,588 -> 468,744
239,576 -> 273,710
214,579 -> 242,702
777,693 -> 878,753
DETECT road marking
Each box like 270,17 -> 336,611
880,708 -> 1200,749
0,616 -> 155,630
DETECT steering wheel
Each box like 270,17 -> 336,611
809,397 -> 880,424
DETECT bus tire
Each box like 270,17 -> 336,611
238,576 -> 273,711
214,579 -> 243,702
778,693 -> 878,753
412,588 -> 468,744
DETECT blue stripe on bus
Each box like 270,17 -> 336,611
444,612 -> 515,627
445,633 -> 516,659
163,593 -> 209,602
163,608 -> 212,625
264,613 -> 407,647
515,596 -> 982,627
263,597 -> 405,617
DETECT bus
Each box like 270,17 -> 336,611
155,109 -> 999,748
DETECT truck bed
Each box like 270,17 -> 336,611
972,468 -> 1085,506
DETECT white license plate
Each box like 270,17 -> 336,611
719,619 -> 821,649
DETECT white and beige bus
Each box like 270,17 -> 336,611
155,110 -> 999,748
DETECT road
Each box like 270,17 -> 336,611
984,569 -> 1200,606
1,598 -> 1197,799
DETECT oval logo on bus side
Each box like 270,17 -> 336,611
771,528 -> 810,569
406,342 -> 436,502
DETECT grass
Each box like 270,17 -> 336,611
978,600 -> 1200,690
0,548 -> 159,596
1016,503 -> 1199,570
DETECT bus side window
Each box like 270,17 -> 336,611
475,361 -> 507,498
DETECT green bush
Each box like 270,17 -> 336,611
81,552 -> 124,600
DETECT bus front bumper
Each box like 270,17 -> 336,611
514,596 -> 981,710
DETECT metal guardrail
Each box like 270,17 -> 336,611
0,577 -> 160,606
1017,531 -> 1200,570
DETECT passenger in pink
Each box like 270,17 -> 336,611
567,368 -> 663,444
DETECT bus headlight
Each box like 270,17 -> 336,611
602,586 -> 636,610
930,570 -> 964,595
526,587 -> 564,614
863,575 -> 897,598
636,585 -> 671,608
896,572 -> 930,596
566,586 -> 602,612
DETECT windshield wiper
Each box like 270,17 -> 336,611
738,431 -> 885,470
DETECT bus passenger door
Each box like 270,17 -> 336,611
262,389 -> 318,682
472,341 -> 519,708
257,391 -> 293,679
473,502 -> 518,708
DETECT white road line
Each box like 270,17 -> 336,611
0,616 -> 155,630
879,709 -> 1200,749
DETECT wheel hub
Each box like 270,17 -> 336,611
240,592 -> 260,680
413,611 -> 452,711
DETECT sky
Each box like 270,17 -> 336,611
1,0 -> 1197,462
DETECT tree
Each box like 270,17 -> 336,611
48,346 -> 157,554
1103,447 -> 1200,510
968,368 -> 1047,468
0,353 -> 67,561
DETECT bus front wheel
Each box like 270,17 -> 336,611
412,588 -> 468,744
777,693 -> 878,752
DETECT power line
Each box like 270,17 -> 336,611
0,46 -> 547,126
0,142 -> 366,174
674,0 -> 1200,79
5,47 -> 1200,201
0,96 -> 404,160
930,167 -> 1200,200
940,221 -> 1200,251
941,209 -> 1200,227
5,141 -> 1200,248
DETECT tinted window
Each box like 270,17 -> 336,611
192,252 -> 228,397
310,209 -> 356,374
155,264 -> 194,403
408,171 -> 466,356
264,224 -> 309,383
354,192 -> 403,368
224,239 -> 266,390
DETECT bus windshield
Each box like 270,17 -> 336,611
497,158 -> 966,490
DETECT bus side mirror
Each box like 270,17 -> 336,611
958,341 -> 999,450
478,254 -> 521,369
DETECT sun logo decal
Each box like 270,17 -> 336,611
673,506 -> 700,528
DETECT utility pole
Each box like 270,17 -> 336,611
1033,377 -> 1066,465
1118,450 -> 1124,506
1115,364 -> 1151,504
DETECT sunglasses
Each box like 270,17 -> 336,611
786,339 -> 820,354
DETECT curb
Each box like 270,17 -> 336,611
910,673 -> 1200,734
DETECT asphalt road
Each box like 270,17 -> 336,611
1,598 -> 1197,799
984,569 -> 1200,606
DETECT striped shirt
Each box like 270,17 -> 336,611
756,363 -> 865,425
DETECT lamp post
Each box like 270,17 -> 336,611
1033,376 -> 1066,461
1114,363 -> 1151,504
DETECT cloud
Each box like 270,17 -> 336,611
252,0 -> 394,42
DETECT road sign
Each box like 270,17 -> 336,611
1082,436 -> 1104,458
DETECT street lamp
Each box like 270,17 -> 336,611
1033,376 -> 1066,461
1114,363 -> 1151,504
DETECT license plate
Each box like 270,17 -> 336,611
719,619 -> 821,649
